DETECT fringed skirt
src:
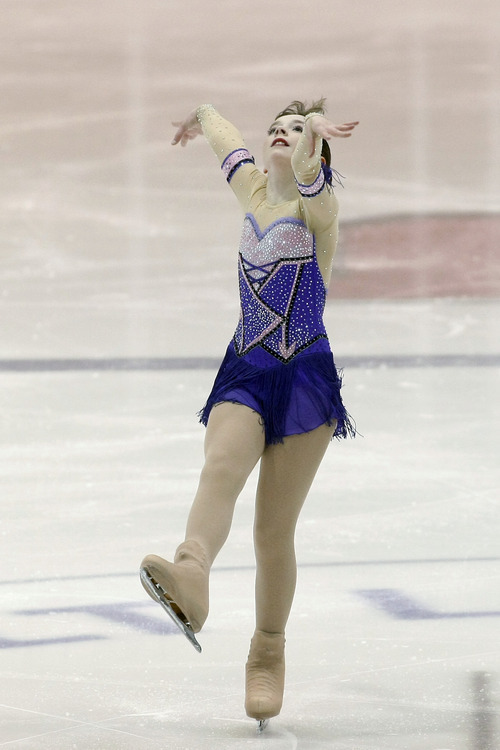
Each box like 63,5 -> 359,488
198,342 -> 355,445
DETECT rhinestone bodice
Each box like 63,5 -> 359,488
233,214 -> 329,364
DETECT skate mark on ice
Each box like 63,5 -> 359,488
355,588 -> 500,619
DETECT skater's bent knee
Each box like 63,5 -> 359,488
199,452 -> 249,496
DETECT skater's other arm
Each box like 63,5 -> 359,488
171,105 -> 263,210
292,114 -> 357,234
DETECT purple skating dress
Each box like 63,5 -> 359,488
196,106 -> 354,444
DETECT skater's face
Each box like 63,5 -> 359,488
263,114 -> 305,172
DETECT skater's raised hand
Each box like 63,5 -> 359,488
171,109 -> 203,147
304,114 -> 359,156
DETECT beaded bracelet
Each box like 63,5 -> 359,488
196,104 -> 215,123
304,111 -> 324,123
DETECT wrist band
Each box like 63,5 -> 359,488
221,149 -> 255,183
295,168 -> 326,197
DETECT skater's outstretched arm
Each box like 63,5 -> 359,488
171,105 -> 245,156
171,105 -> 264,211
291,114 -> 358,235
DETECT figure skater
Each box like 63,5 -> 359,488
140,100 -> 358,730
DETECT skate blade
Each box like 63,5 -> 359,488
140,567 -> 202,653
257,719 -> 269,733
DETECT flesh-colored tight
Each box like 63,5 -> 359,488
185,402 -> 335,634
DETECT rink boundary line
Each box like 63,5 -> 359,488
0,354 -> 499,372
1,557 -> 498,587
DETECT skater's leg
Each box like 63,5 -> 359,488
141,402 -> 265,644
185,402 -> 266,566
245,422 -> 335,720
253,422 -> 335,634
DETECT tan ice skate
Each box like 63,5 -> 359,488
245,630 -> 285,732
140,540 -> 209,652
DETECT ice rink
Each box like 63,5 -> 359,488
1,1 -> 499,748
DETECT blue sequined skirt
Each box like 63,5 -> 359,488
198,342 -> 355,444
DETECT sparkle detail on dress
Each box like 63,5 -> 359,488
295,168 -> 325,197
233,214 -> 328,363
221,149 -> 255,183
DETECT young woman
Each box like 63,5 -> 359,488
140,100 -> 358,730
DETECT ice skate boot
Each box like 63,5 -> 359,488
140,540 -> 209,652
245,630 -> 285,731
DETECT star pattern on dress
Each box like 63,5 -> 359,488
237,254 -> 312,361
233,214 -> 327,362
241,257 -> 278,291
